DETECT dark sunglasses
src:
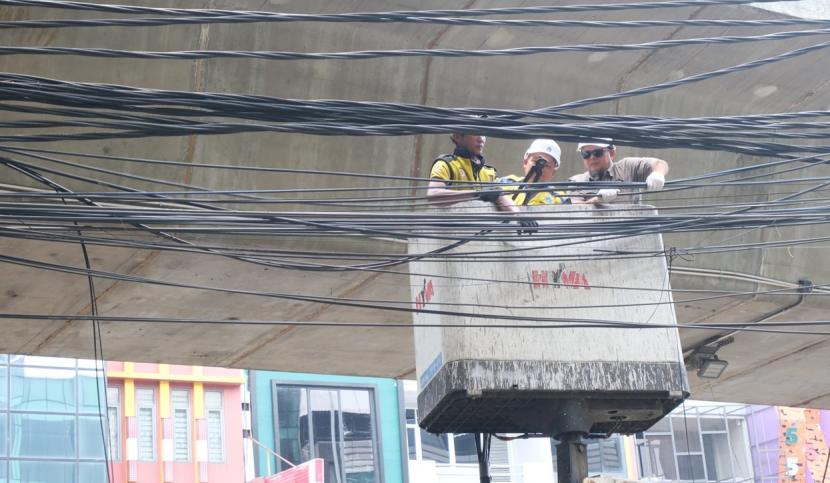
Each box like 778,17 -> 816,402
580,148 -> 608,160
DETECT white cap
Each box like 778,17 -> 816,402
525,139 -> 561,167
576,138 -> 613,152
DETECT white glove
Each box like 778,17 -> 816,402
597,188 -> 619,202
646,172 -> 665,191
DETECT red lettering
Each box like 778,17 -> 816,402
561,271 -> 578,287
529,268 -> 589,290
414,279 -> 436,310
532,270 -> 548,288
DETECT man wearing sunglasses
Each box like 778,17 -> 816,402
569,140 -> 669,204
427,133 -> 539,234
500,138 -> 570,206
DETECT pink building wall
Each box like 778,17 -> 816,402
105,361 -> 246,483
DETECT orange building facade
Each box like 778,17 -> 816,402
105,361 -> 246,483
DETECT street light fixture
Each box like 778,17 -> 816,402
689,337 -> 733,379
697,356 -> 729,379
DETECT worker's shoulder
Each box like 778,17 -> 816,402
612,157 -> 657,180
432,153 -> 457,165
501,174 -> 523,182
616,156 -> 657,164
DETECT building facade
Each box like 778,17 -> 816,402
0,354 -> 246,483
745,405 -> 830,482
635,402 -> 756,482
0,355 -> 110,483
4,355 -> 826,483
248,374 -> 830,483
105,361 -> 246,483
248,370 -> 407,483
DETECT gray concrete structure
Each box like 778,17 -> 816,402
1,1 -> 829,408
411,203 -> 688,435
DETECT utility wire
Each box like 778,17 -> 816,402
2,144 -> 828,186
2,27 -> 829,61
2,312 -> 830,336
3,224 -> 830,310
2,72 -> 828,157
0,0 -> 798,20
2,250 -> 829,332
3,14 -> 830,30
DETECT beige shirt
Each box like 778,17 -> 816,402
569,157 -> 658,203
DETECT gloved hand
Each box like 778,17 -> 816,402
597,188 -> 619,202
646,172 -> 665,191
477,190 -> 502,203
517,218 -> 539,236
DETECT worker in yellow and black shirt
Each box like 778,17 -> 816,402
427,133 -> 538,234
500,139 -> 571,206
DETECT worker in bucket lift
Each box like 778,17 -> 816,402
569,139 -> 669,204
427,132 -> 538,234
500,138 -> 571,206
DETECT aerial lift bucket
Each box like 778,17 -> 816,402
409,202 -> 688,439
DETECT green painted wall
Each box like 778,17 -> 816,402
250,371 -> 405,483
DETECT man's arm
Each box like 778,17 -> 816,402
645,158 -> 669,191
426,180 -> 518,211
494,193 -> 519,213
566,173 -> 598,204
649,158 -> 669,176
426,180 -> 478,206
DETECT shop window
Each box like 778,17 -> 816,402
205,390 -> 225,463
136,388 -> 156,461
106,386 -> 120,461
172,389 -> 191,462
273,383 -> 380,483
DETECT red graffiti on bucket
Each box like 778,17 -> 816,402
414,279 -> 435,310
531,264 -> 590,290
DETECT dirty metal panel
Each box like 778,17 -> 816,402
409,203 -> 688,434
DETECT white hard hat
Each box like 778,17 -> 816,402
576,138 -> 613,152
525,139 -> 561,168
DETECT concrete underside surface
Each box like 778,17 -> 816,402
1,0 -> 830,408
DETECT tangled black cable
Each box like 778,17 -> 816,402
2,62 -> 830,158
0,0 -> 828,347
3,27 -> 829,61
3,15 -> 830,31
0,0 -> 797,20
2,251 -> 830,336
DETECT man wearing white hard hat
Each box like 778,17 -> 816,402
501,139 -> 570,206
569,139 -> 669,204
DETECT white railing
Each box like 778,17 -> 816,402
247,436 -> 295,476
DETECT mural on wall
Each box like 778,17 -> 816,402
804,409 -> 829,483
778,407 -> 830,482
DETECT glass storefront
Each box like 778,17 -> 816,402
0,355 -> 108,483
637,403 -> 754,482
272,383 -> 380,483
